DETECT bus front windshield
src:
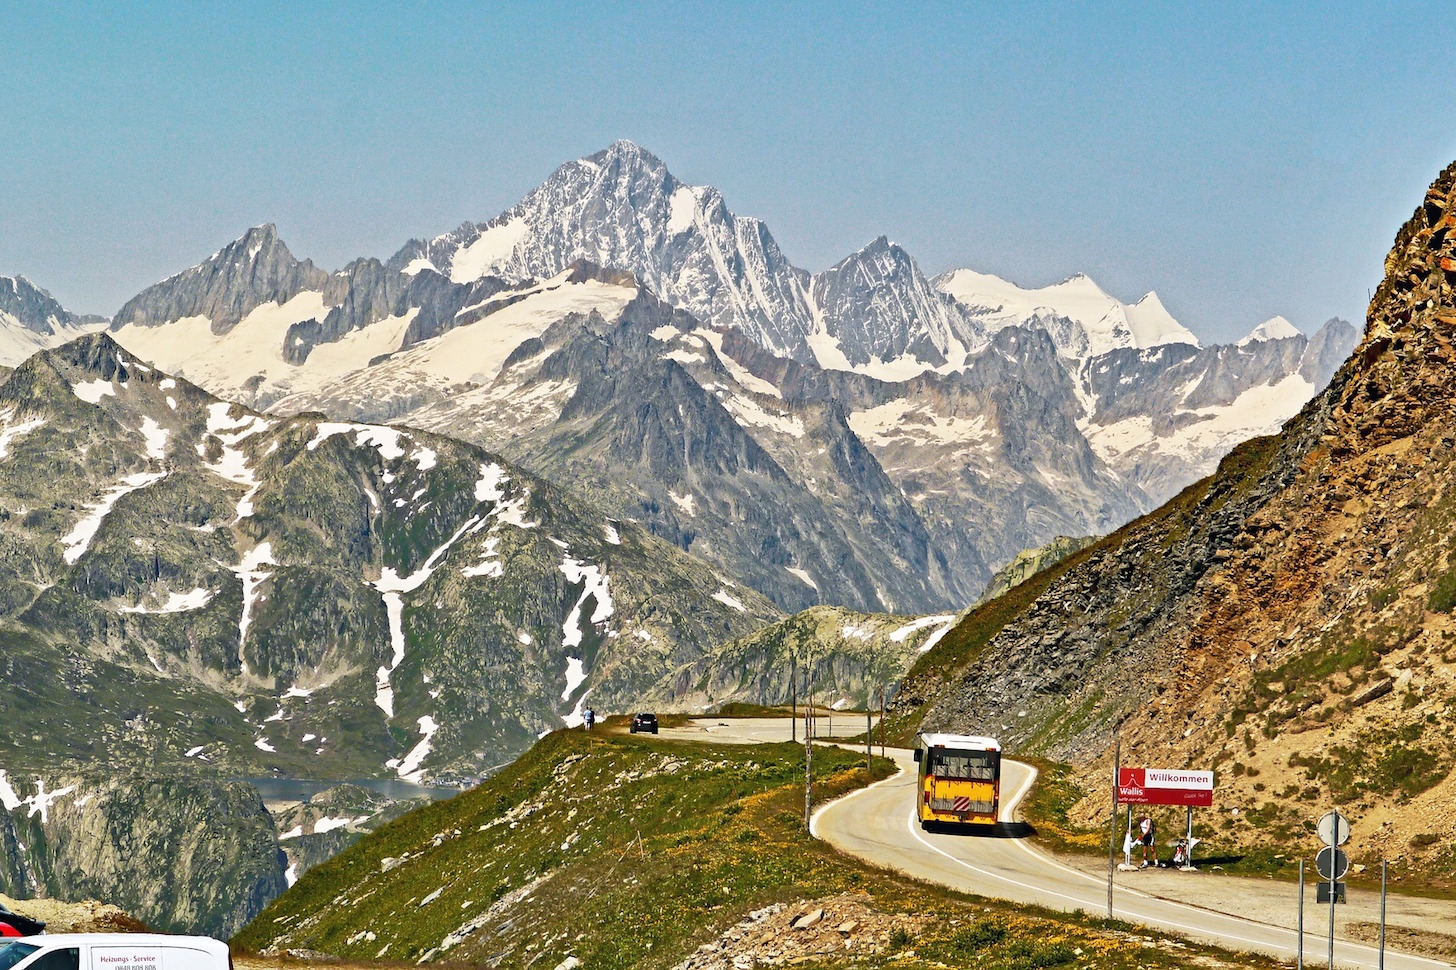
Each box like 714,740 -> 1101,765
930,748 -> 998,781
0,943 -> 39,970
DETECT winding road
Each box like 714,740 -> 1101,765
661,718 -> 1456,969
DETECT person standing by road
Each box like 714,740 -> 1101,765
1136,814 -> 1157,868
584,708 -> 595,731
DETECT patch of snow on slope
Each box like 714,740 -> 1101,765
72,379 -> 115,404
722,394 -> 805,438
373,516 -> 482,717
308,422 -> 407,460
461,536 -> 503,578
713,589 -> 746,612
786,566 -> 817,590
313,815 -> 356,834
62,471 -> 167,563
255,738 -> 276,753
667,185 -> 698,234
403,256 -> 439,276
916,617 -> 958,653
235,542 -> 277,673
120,587 -> 214,614
449,217 -> 529,283
139,417 -> 169,460
603,522 -> 620,545
889,614 -> 956,643
840,623 -> 872,640
560,557 -> 612,650
847,399 -> 995,453
0,771 -> 20,811
695,330 -> 781,398
561,657 -> 587,703
396,715 -> 440,782
0,413 -> 44,460
378,275 -> 636,391
475,463 -> 508,502
669,491 -> 696,516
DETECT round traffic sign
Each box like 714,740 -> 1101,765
1317,811 -> 1350,846
1316,846 -> 1350,881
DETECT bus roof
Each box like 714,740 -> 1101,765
920,733 -> 1000,751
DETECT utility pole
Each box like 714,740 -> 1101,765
1106,733 -> 1120,920
804,660 -> 814,832
790,655 -> 796,743
878,684 -> 886,759
866,700 -> 872,775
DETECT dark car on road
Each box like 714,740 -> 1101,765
630,712 -> 658,734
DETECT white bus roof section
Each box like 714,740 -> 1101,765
920,733 -> 1000,751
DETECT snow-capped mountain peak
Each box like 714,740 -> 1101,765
935,268 -> 1199,360
391,141 -> 818,362
1237,315 -> 1302,346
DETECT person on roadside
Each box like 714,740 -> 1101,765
584,708 -> 595,732
1137,814 -> 1157,868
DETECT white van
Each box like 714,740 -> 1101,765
0,936 -> 229,970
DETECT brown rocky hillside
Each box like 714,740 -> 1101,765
898,160 -> 1456,878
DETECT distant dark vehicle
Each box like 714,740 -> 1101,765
629,713 -> 658,734
0,902 -> 44,937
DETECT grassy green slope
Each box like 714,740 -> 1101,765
235,730 -> 1277,970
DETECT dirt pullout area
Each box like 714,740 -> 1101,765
1345,921 -> 1456,964
0,894 -> 148,934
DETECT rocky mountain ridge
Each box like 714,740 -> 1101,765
0,275 -> 106,367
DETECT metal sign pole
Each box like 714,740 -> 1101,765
1185,805 -> 1194,868
803,662 -> 813,832
1379,860 -> 1387,970
1106,735 -> 1120,919
879,685 -> 886,759
1327,808 -> 1336,970
856,699 -> 867,774
1297,859 -> 1305,970
790,657 -> 797,743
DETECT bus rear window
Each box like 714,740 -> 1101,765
931,749 -> 999,780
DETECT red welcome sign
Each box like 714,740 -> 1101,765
1118,767 -> 1213,807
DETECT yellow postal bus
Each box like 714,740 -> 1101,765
914,733 -> 1001,828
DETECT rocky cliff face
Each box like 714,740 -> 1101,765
973,535 -> 1096,606
112,225 -> 329,333
809,237 -> 986,370
901,160 -> 1456,870
0,770 -> 284,937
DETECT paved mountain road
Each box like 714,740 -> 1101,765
658,718 -> 1454,969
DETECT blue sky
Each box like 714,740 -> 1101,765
1,2 -> 1452,342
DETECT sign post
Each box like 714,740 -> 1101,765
1117,766 -> 1213,871
1106,736 -> 1120,919
1297,859 -> 1305,970
1316,810 -> 1350,970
